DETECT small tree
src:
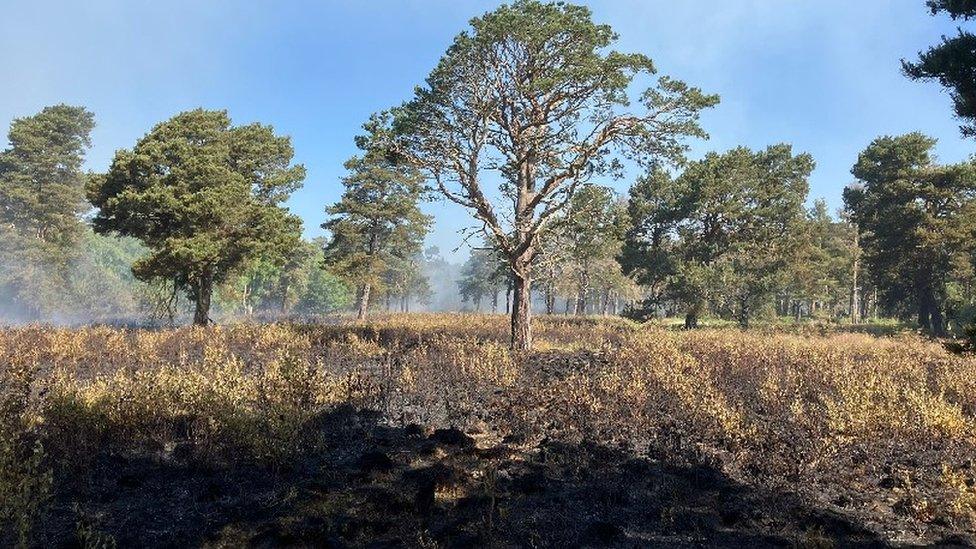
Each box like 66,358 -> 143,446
323,113 -> 431,319
396,0 -> 717,349
89,109 -> 305,325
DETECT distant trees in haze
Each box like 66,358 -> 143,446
458,247 -> 507,313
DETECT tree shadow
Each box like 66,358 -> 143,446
36,405 -> 900,548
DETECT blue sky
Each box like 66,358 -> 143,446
2,1 -> 972,261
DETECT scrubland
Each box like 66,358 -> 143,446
1,314 -> 974,547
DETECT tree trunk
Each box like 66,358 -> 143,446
545,283 -> 555,315
505,279 -> 512,315
850,231 -> 860,324
510,264 -> 532,351
279,282 -> 290,314
919,284 -> 946,337
917,297 -> 931,333
576,263 -> 589,316
931,301 -> 946,337
738,297 -> 750,328
193,270 -> 213,326
241,282 -> 251,316
685,299 -> 703,329
357,283 -> 371,320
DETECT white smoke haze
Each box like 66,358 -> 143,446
0,229 -> 155,327
419,249 -> 463,313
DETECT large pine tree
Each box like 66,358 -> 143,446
89,109 -> 305,325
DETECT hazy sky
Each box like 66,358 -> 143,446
1,1 -> 972,260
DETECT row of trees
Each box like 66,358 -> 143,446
0,107 -> 359,324
451,129 -> 975,343
5,0 -> 976,350
342,0 -> 976,349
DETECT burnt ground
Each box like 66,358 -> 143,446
30,404 -> 959,549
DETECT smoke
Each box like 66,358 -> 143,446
420,252 -> 463,312
0,229 -> 152,327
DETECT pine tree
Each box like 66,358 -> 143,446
89,109 -> 305,325
323,112 -> 431,319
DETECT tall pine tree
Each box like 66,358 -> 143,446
323,113 -> 431,319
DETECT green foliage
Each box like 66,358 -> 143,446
623,145 -> 814,326
926,0 -> 976,17
844,133 -> 976,335
0,105 -> 98,322
0,106 -> 149,323
783,200 -> 858,319
295,263 -> 351,315
89,109 -> 305,325
0,105 -> 95,250
904,1 -> 976,137
66,230 -> 149,320
323,112 -> 431,318
382,250 -> 431,312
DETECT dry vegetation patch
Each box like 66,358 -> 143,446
1,314 -> 974,546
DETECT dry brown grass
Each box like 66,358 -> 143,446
1,313 -> 974,545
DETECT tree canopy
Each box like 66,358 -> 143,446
396,0 -> 717,349
623,145 -> 814,327
904,0 -> 976,137
323,113 -> 431,319
844,133 -> 976,335
89,109 -> 306,325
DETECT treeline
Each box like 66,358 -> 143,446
452,134 -> 976,341
0,108 -> 349,324
3,0 -> 976,348
364,0 -> 976,349
0,106 -> 460,325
